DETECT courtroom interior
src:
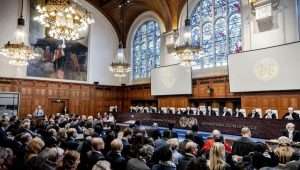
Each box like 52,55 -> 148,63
1,0 -> 300,170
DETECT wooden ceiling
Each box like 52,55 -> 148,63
86,0 -> 186,45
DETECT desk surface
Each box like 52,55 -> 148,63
114,112 -> 300,139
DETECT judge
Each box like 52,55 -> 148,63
206,106 -> 217,116
222,107 -> 232,117
284,107 -> 299,120
264,109 -> 277,119
34,105 -> 45,118
282,123 -> 300,142
234,108 -> 245,118
249,109 -> 261,119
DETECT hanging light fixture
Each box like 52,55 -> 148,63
34,0 -> 94,44
0,0 -> 39,66
174,0 -> 202,66
109,0 -> 131,78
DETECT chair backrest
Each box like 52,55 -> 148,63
294,110 -> 300,114
161,107 -> 168,114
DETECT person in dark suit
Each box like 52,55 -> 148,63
63,128 -> 79,150
106,139 -> 126,170
178,141 -> 198,170
206,106 -> 217,116
282,123 -> 300,142
87,137 -> 106,170
222,107 -> 232,117
234,108 -> 245,118
232,127 -> 256,156
152,145 -> 176,170
284,107 -> 300,120
126,144 -> 154,170
264,109 -> 277,119
249,109 -> 261,119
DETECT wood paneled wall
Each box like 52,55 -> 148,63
1,76 -> 300,119
0,78 -> 122,118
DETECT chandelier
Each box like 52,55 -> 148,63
174,0 -> 202,66
0,42 -> 39,66
34,0 -> 94,42
0,0 -> 39,66
109,0 -> 131,78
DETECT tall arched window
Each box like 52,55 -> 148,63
132,20 -> 161,80
191,0 -> 242,69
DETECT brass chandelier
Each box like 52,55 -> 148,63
109,0 -> 131,78
34,0 -> 94,42
0,42 -> 39,66
0,0 -> 39,66
175,0 -> 202,66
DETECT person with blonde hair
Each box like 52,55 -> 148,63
106,139 -> 126,170
25,137 -> 45,161
274,136 -> 296,164
58,150 -> 80,170
208,142 -> 230,170
167,138 -> 183,165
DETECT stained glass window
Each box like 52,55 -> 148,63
132,20 -> 161,80
191,0 -> 242,69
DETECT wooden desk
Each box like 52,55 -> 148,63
114,112 -> 300,139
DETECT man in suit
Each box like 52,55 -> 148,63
249,108 -> 261,119
264,109 -> 277,119
87,137 -> 106,170
284,107 -> 300,120
234,108 -> 245,118
206,106 -> 217,116
177,141 -> 198,170
232,127 -> 256,156
126,144 -> 154,170
282,123 -> 300,142
106,139 -> 126,170
222,107 -> 232,117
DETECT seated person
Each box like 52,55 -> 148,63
234,108 -> 245,118
186,107 -> 193,115
284,107 -> 300,120
232,127 -> 256,156
274,136 -> 298,164
206,106 -> 217,116
282,123 -> 300,142
248,108 -> 261,119
222,107 -> 232,117
190,107 -> 198,115
264,109 -> 277,119
143,106 -> 149,113
150,106 -> 157,113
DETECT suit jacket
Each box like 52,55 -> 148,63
177,153 -> 195,170
234,112 -> 245,118
87,151 -> 105,170
206,110 -> 217,116
232,137 -> 256,156
126,158 -> 150,170
282,130 -> 300,142
284,112 -> 300,120
223,111 -> 232,117
264,113 -> 277,119
106,151 -> 126,170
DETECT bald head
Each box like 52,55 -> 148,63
212,129 -> 221,139
91,137 -> 105,151
241,127 -> 251,137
